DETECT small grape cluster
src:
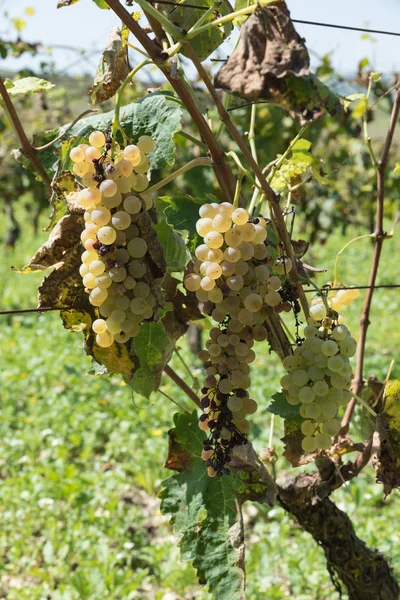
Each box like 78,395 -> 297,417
74,130 -> 160,348
280,317 -> 357,453
198,326 -> 261,477
186,202 -> 294,476
310,286 -> 360,324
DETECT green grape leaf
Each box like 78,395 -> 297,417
268,391 -> 302,424
154,194 -> 203,254
131,321 -> 174,398
89,27 -> 129,104
154,216 -> 190,272
160,411 -> 246,600
268,391 -> 314,467
159,0 -> 232,62
36,93 -> 182,174
4,76 -> 54,96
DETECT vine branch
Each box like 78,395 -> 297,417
0,75 -> 52,190
342,77 -> 400,430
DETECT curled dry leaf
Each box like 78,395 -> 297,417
215,3 -> 342,124
371,415 -> 400,496
89,27 -> 130,105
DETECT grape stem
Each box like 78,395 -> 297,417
342,76 -> 400,431
0,75 -> 52,190
34,109 -> 98,151
159,389 -> 191,413
333,234 -> 373,287
111,59 -> 152,158
164,364 -> 202,407
145,157 -> 212,195
174,347 -> 201,391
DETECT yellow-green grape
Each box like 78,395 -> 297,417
92,318 -> 107,334
204,231 -> 224,249
301,436 -> 318,452
89,130 -> 106,148
109,266 -> 127,282
112,211 -> 131,230
130,297 -> 148,315
97,226 -> 117,245
309,302 -> 327,321
264,290 -> 281,307
102,192 -> 122,209
95,273 -> 112,289
131,173 -> 149,192
89,260 -> 105,277
83,273 -> 97,289
81,250 -> 98,265
124,144 -> 142,165
231,208 -> 249,225
199,204 -> 217,219
89,287 -> 108,307
127,238 -> 148,258
70,147 -> 85,162
244,293 -> 263,313
267,276 -> 281,291
73,162 -> 88,177
137,135 -> 155,154
91,207 -> 111,227
99,179 -> 118,198
212,213 -> 231,233
96,331 -> 114,348
86,146 -> 102,161
238,242 -> 254,261
117,158 -> 134,177
123,195 -> 142,214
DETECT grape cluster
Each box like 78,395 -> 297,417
310,286 -> 360,324
280,318 -> 357,453
74,130 -> 160,348
187,203 -> 294,476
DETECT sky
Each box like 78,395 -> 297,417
1,0 -> 400,77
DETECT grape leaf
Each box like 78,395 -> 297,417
131,321 -> 175,398
35,93 -> 182,173
154,216 -> 190,272
160,411 -> 246,600
268,391 -> 315,467
268,391 -> 302,423
158,0 -> 232,62
154,194 -> 203,254
5,76 -> 54,96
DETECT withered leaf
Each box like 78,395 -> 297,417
215,3 -> 342,124
371,415 -> 400,496
89,27 -> 130,105
13,212 -> 83,273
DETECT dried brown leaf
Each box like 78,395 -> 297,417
89,27 -> 130,104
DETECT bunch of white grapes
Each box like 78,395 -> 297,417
310,286 -> 360,324
187,203 -> 295,476
73,130 -> 159,348
280,316 -> 357,453
185,202 -> 292,323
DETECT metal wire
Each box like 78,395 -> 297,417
292,19 -> 400,38
1,284 -> 400,316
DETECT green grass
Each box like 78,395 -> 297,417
1,208 -> 400,599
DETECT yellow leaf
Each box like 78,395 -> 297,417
352,99 -> 367,120
152,428 -> 163,437
11,17 -> 26,32
25,7 -> 35,15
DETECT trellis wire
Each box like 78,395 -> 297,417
1,284 -> 400,316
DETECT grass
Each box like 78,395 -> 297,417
1,205 -> 400,599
